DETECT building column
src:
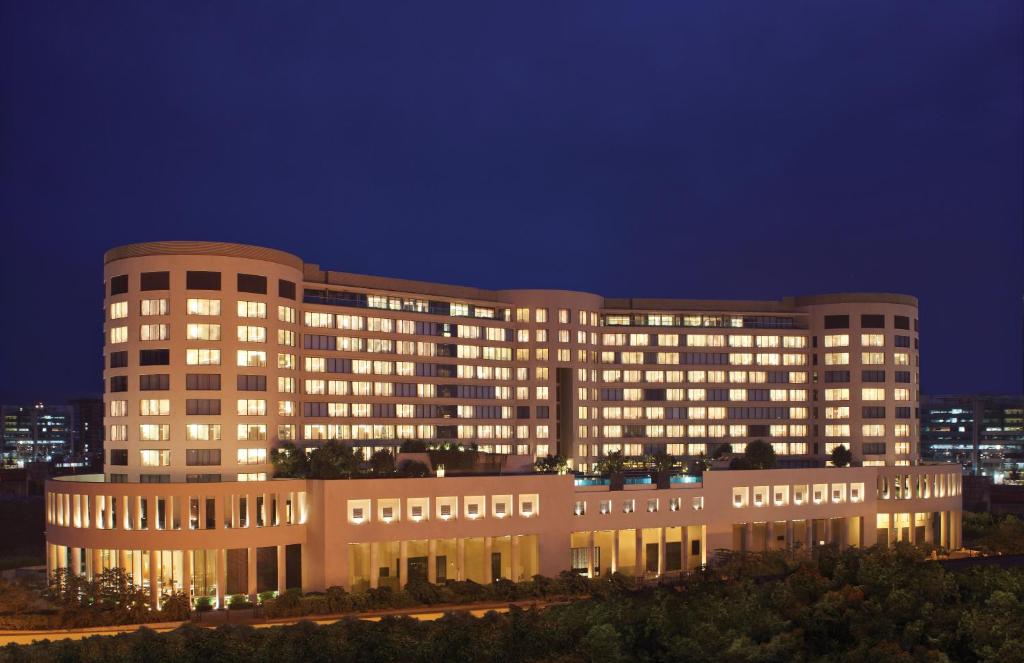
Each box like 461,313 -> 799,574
908,513 -> 917,544
277,545 -> 287,593
247,547 -> 257,601
680,527 -> 689,572
610,530 -> 619,574
586,531 -> 595,578
456,538 -> 466,581
888,515 -> 896,548
70,547 -> 82,576
634,529 -> 644,577
91,548 -> 102,580
657,528 -> 666,577
745,522 -> 754,552
786,521 -> 795,549
510,536 -> 520,582
182,550 -> 192,603
483,537 -> 493,584
118,549 -> 129,574
765,522 -> 775,551
215,549 -> 226,609
47,543 -> 57,578
925,512 -> 935,546
823,518 -> 833,545
369,542 -> 380,589
428,539 -> 438,584
398,540 -> 409,589
952,511 -> 962,550
148,550 -> 159,610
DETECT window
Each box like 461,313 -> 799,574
894,315 -> 910,330
237,448 -> 267,465
186,373 -> 221,390
824,315 -> 849,329
278,279 -> 296,299
110,301 -> 128,320
861,334 -> 884,347
140,449 -> 171,466
140,271 -> 170,290
237,424 -> 267,441
187,323 -> 221,340
109,351 -> 128,368
139,399 -> 170,416
237,399 -> 267,416
186,349 -> 221,365
185,424 -> 221,441
139,349 -> 170,365
237,350 -> 267,367
187,298 -> 221,316
139,374 -> 170,390
109,275 -> 128,295
278,305 -> 296,323
186,449 -> 221,466
186,271 -> 221,290
110,400 -> 127,417
824,352 -> 848,365
861,314 -> 885,328
140,298 -> 169,316
237,301 -> 267,318
237,325 -> 267,343
237,375 -> 267,391
861,388 -> 886,401
139,424 -> 170,441
109,326 -> 128,344
186,399 -> 221,415
109,449 -> 128,465
237,273 -> 267,294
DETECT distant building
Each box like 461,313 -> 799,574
69,397 -> 104,464
921,395 -> 1024,478
1,403 -> 73,466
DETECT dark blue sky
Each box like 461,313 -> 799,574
1,1 -> 1021,403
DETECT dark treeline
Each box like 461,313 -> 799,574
3,544 -> 1023,663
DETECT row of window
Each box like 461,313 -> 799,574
108,448 -> 268,466
109,272 -> 296,298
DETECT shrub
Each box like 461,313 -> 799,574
228,594 -> 253,610
194,595 -> 214,612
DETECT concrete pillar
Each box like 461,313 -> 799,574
277,545 -> 287,593
247,547 -> 257,601
510,536 -> 520,582
634,529 -> 644,577
276,492 -> 286,527
586,531 -> 595,578
216,549 -> 226,609
483,537 -> 493,584
657,528 -> 666,577
823,518 -> 833,546
610,530 -> 619,574
182,550 -> 192,602
456,538 -> 466,581
786,521 -> 794,549
91,548 -> 102,580
681,527 -> 689,572
952,511 -> 961,550
70,547 -> 82,576
106,496 -> 115,529
47,544 -> 57,578
745,522 -> 754,552
399,540 -> 409,589
369,542 -> 380,589
766,522 -> 775,551
148,550 -> 159,610
888,514 -> 896,548
118,549 -> 129,574
428,539 -> 438,584
925,512 -> 935,545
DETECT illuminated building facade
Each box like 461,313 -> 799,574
46,241 -> 962,608
921,394 -> 1024,477
2,402 -> 73,465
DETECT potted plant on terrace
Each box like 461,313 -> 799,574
595,451 -> 627,491
649,450 -> 677,489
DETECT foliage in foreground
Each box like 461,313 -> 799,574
4,545 -> 1024,663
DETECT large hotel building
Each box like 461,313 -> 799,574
46,241 -> 963,607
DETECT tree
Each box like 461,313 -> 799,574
649,450 -> 676,473
594,451 -> 627,476
712,443 -> 732,460
271,442 -> 309,478
534,454 -> 569,474
307,441 -> 359,479
740,439 -> 777,470
830,444 -> 852,468
370,449 -> 396,476
398,460 -> 430,477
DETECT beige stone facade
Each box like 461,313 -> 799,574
45,241 -> 958,608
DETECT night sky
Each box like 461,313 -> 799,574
1,1 -> 1021,404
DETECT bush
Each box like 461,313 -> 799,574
160,592 -> 191,621
228,594 -> 253,610
194,595 -> 214,612
397,460 -> 430,477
